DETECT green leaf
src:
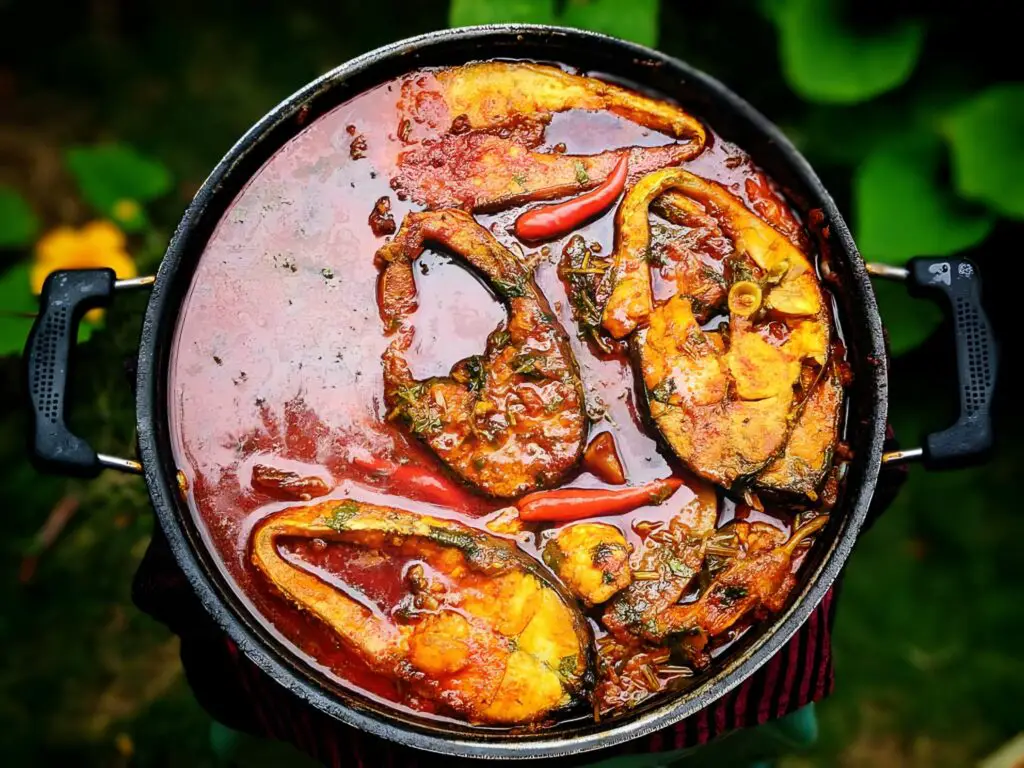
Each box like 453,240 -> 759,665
65,144 -> 172,221
873,278 -> 942,357
561,0 -> 660,48
854,135 -> 994,265
0,186 -> 40,249
944,83 -> 1024,219
449,0 -> 555,26
768,0 -> 925,104
0,263 -> 36,356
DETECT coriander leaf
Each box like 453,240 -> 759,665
324,500 -> 360,530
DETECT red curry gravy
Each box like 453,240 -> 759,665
169,64 -> 840,723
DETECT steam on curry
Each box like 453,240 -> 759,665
170,61 -> 847,727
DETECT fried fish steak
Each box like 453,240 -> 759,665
391,62 -> 707,212
599,168 -> 837,491
250,499 -> 593,725
377,209 -> 587,499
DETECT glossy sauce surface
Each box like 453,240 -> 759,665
169,65 -> 830,721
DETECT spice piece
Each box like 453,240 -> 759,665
583,432 -> 627,485
369,196 -> 397,236
350,134 -> 368,160
251,464 -> 332,501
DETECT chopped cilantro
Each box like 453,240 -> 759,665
543,396 -> 565,414
465,356 -> 486,393
557,654 -> 578,678
645,246 -> 667,267
512,353 -> 545,378
666,557 -> 692,579
574,161 -> 589,185
323,500 -> 360,531
491,329 -> 511,348
409,407 -> 442,436
427,526 -> 480,557
651,378 -> 677,404
394,383 -> 426,406
592,542 -> 618,566
493,277 -> 527,299
718,585 -> 749,605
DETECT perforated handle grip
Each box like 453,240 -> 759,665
906,257 -> 997,468
24,269 -> 115,477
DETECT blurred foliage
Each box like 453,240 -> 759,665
763,0 -> 925,104
450,0 -> 659,46
0,264 -> 39,354
449,0 -> 556,26
0,186 -> 39,248
854,135 -> 994,264
0,145 -> 171,355
944,84 -> 1024,219
66,145 -> 174,232
0,0 -> 1021,766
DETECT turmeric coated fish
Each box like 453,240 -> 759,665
601,168 -> 826,341
600,168 -> 835,489
392,62 -> 707,212
434,62 -> 706,140
755,361 -> 844,498
251,499 -> 592,725
400,61 -> 706,143
639,298 -> 800,487
377,210 -> 587,499
543,522 -> 633,607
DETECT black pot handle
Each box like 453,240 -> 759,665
24,269 -> 151,477
869,256 -> 997,469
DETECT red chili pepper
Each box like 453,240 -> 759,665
351,455 -> 477,509
516,476 -> 682,522
513,154 -> 629,242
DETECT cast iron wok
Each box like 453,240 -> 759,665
23,25 -> 997,759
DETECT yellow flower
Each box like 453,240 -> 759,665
32,221 -> 136,323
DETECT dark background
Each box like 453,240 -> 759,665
1,1 -> 1021,765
